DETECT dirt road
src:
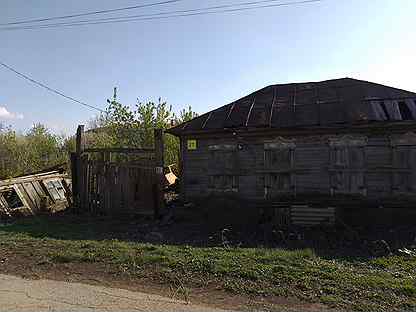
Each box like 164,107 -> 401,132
0,274 -> 234,312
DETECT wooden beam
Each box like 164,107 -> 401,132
0,173 -> 68,188
153,129 -> 165,219
315,83 -> 321,126
74,125 -> 84,213
269,86 -> 277,127
225,102 -> 236,124
202,111 -> 213,129
167,120 -> 416,138
83,147 -> 154,154
76,125 -> 85,155
245,97 -> 257,127
179,136 -> 186,200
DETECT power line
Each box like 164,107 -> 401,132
1,0 -> 321,30
0,0 -> 183,26
0,0 -> 322,31
0,61 -> 105,112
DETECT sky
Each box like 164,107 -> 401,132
0,0 -> 415,135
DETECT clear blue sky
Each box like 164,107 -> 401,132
1,0 -> 415,135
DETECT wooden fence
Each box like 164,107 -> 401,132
71,125 -> 165,217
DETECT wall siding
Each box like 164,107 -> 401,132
181,132 -> 416,205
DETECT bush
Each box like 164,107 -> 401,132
0,123 -> 73,178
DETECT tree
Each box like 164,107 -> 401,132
0,89 -> 198,179
0,123 -> 69,178
86,88 -> 198,166
176,105 -> 199,124
0,127 -> 19,178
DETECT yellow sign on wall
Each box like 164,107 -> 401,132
187,139 -> 197,150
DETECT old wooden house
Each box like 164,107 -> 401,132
167,78 -> 416,226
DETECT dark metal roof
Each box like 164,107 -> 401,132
167,78 -> 416,135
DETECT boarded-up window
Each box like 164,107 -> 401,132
264,139 -> 295,169
209,144 -> 238,171
329,136 -> 366,194
208,144 -> 239,191
350,172 -> 365,193
331,171 -> 346,190
391,133 -> 416,193
264,138 -> 296,197
265,149 -> 291,168
266,173 -> 291,191
331,147 -> 348,167
393,147 -> 411,192
210,150 -> 235,170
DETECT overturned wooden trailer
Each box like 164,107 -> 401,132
0,166 -> 71,218
167,78 -> 416,227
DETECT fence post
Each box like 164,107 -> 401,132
73,125 -> 84,213
154,129 -> 165,219
70,152 -> 78,212
179,136 -> 186,200
76,125 -> 85,155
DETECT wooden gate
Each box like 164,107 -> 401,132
71,126 -> 165,217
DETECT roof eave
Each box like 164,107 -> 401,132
166,120 -> 416,137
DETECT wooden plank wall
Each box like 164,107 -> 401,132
78,159 -> 156,215
73,126 -> 165,217
181,132 -> 416,206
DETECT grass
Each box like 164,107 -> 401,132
1,216 -> 416,311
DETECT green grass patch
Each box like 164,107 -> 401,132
2,216 -> 416,311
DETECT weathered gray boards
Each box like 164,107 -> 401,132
167,78 -> 416,225
71,126 -> 165,217
171,132 -> 416,203
0,168 -> 70,218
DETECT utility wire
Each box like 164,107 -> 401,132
0,0 -> 183,26
1,0 -> 321,29
0,0 -> 322,31
0,61 -> 105,112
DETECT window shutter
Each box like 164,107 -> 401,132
263,137 -> 296,197
329,136 -> 367,195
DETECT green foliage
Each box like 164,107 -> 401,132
0,88 -> 196,178
4,216 -> 416,311
87,88 -> 197,166
0,123 -> 72,179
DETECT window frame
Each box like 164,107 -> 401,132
0,186 -> 25,210
263,137 -> 296,197
44,179 -> 66,201
328,135 -> 367,195
208,144 -> 239,192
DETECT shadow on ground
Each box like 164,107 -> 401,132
2,210 -> 416,264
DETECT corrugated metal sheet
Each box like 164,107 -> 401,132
168,78 -> 416,135
291,205 -> 336,226
266,202 -> 336,227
